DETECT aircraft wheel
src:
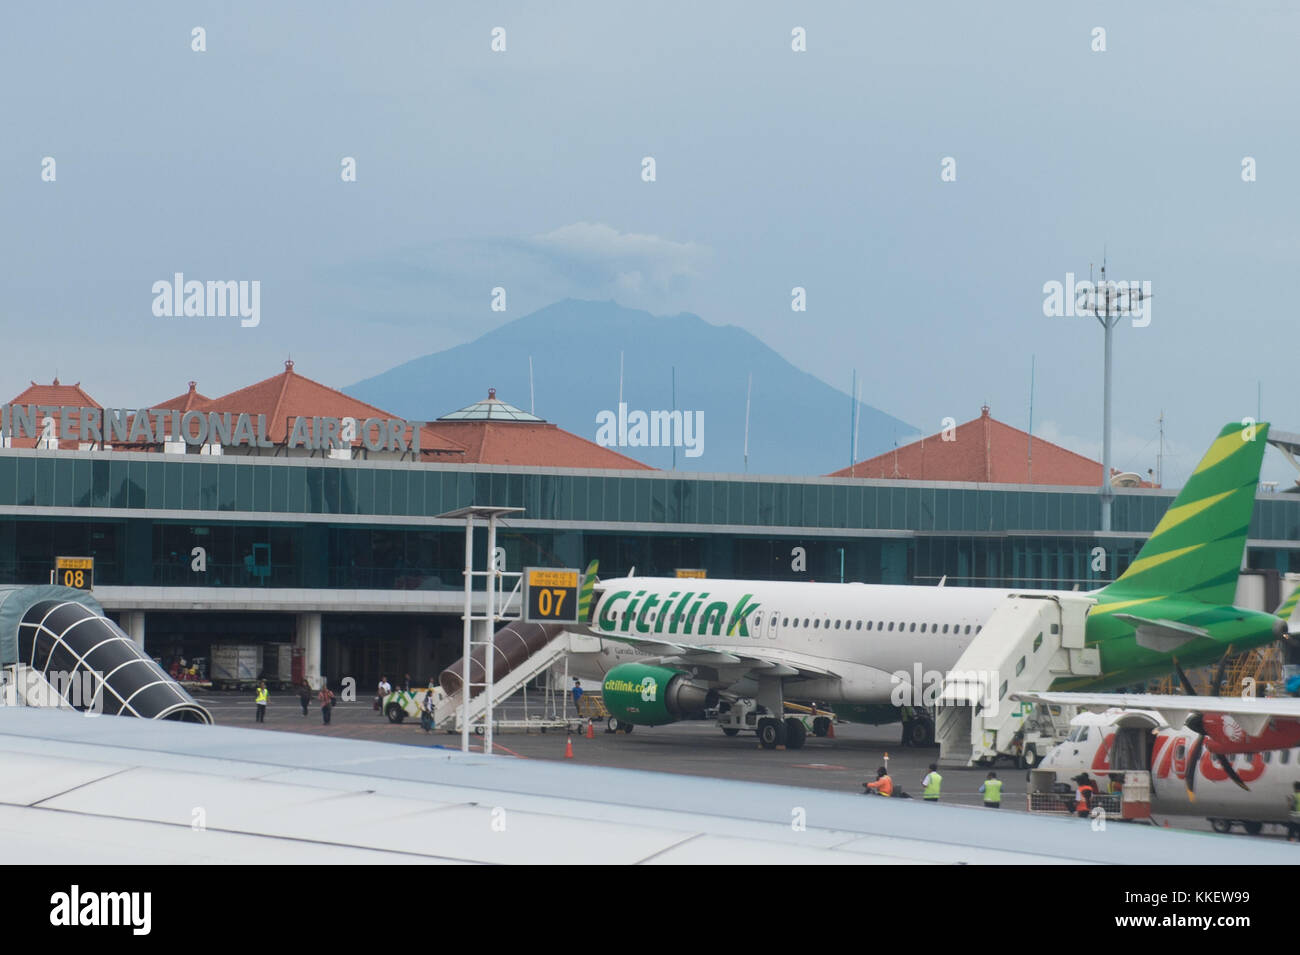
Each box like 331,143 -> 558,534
784,718 -> 807,750
385,703 -> 405,724
1210,818 -> 1233,834
722,727 -> 740,737
757,717 -> 786,750
1018,745 -> 1038,769
607,716 -> 621,733
621,722 -> 634,734
907,718 -> 935,747
812,716 -> 831,737
1242,821 -> 1263,835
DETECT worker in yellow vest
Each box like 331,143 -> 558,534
254,680 -> 268,723
979,771 -> 1003,808
921,763 -> 942,802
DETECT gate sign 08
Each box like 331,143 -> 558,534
524,567 -> 580,623
55,556 -> 94,591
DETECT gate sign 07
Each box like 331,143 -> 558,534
524,567 -> 580,623
55,556 -> 94,591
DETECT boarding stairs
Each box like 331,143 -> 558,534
434,630 -> 599,731
936,592 -> 1099,766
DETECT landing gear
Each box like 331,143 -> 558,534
606,716 -> 635,734
783,717 -> 807,750
903,713 -> 935,747
1210,818 -> 1232,834
1018,745 -> 1039,770
757,717 -> 787,750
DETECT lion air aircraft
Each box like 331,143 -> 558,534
1017,690 -> 1300,834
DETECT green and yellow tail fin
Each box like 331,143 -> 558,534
577,559 -> 599,621
1274,585 -> 1300,621
1100,421 -> 1268,605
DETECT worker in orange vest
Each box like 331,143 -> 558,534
1074,774 -> 1096,817
863,766 -> 893,797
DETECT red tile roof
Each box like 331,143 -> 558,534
828,406 -> 1156,486
433,420 -> 655,469
199,361 -> 467,455
151,381 -> 211,413
5,379 -> 101,449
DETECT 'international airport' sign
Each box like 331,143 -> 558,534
0,405 -> 422,452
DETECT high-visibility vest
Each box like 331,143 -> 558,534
1075,785 -> 1094,812
255,687 -> 268,704
1292,792 -> 1300,815
869,775 -> 893,797
923,772 -> 942,798
983,779 -> 1003,803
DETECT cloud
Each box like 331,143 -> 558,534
524,222 -> 712,291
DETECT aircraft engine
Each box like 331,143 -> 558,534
601,663 -> 718,727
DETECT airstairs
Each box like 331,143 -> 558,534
434,630 -> 599,731
936,592 -> 1099,766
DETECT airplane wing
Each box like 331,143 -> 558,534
1012,690 -> 1300,737
589,628 -> 841,680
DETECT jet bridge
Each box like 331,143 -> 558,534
936,592 -> 1098,766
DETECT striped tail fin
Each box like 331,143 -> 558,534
1274,585 -> 1300,621
1099,421 -> 1268,605
577,559 -> 599,621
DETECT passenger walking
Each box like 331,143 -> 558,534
318,683 -> 335,725
254,680 -> 268,723
921,763 -> 943,802
376,675 -> 391,712
421,681 -> 437,732
863,766 -> 893,797
298,680 -> 311,717
979,771 -> 1003,808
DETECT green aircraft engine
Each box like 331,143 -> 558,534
602,663 -> 719,727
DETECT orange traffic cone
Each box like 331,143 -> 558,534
565,736 -> 574,759
827,721 -> 835,738
586,720 -> 595,740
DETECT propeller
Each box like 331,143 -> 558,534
1175,648 -> 1249,799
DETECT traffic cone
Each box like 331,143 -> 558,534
586,720 -> 595,740
827,721 -> 835,738
565,737 -> 574,759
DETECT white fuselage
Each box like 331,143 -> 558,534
1040,710 -> 1300,823
573,577 -> 1054,703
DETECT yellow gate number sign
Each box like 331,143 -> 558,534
524,567 -> 579,623
55,556 -> 94,591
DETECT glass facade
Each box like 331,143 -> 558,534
1,450 -> 1298,591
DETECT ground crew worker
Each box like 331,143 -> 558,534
979,771 -> 1003,808
921,763 -> 942,802
254,680 -> 268,723
572,678 -> 584,715
863,766 -> 893,797
1074,774 -> 1096,818
1288,782 -> 1300,843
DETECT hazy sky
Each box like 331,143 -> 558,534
3,2 -> 1297,486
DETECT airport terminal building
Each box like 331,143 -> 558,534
4,365 -> 1300,691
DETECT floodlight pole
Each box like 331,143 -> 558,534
460,514 -> 474,753
1098,304 -> 1118,532
484,512 -> 498,755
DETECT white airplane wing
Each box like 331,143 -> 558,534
593,629 -> 841,679
1012,691 -> 1300,737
